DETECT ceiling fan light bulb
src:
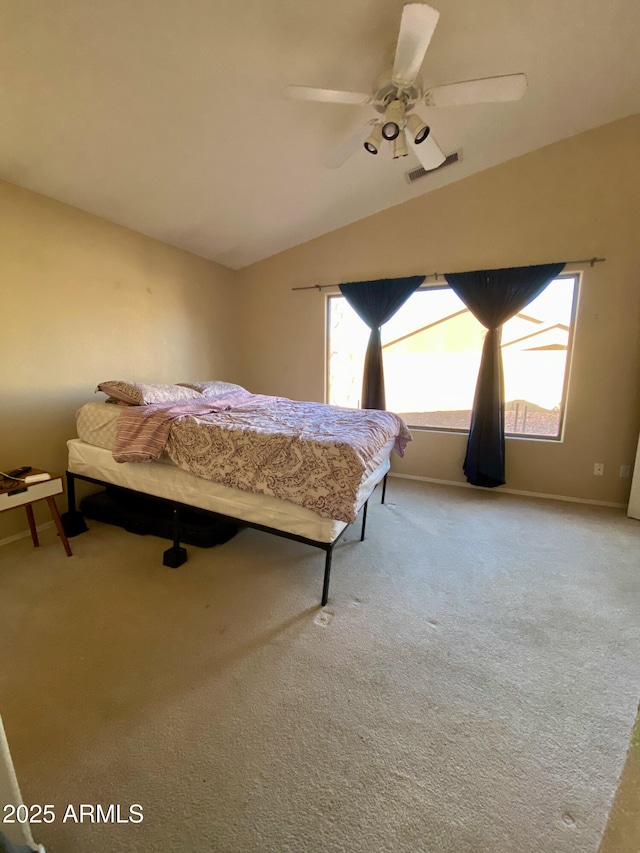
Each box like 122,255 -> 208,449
381,99 -> 404,141
382,121 -> 400,141
363,122 -> 383,154
406,113 -> 430,144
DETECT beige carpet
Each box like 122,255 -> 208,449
1,478 -> 639,853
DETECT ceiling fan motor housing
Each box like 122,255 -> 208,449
372,69 -> 423,111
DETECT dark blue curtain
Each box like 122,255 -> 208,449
339,276 -> 424,409
445,263 -> 565,487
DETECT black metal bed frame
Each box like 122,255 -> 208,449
64,470 -> 388,606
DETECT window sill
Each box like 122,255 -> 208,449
405,425 -> 563,442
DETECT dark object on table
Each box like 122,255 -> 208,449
7,466 -> 31,478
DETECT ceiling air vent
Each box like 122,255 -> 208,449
405,150 -> 461,184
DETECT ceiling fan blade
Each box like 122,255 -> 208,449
409,134 -> 446,171
392,3 -> 440,88
325,123 -> 375,169
424,73 -> 528,107
282,85 -> 372,105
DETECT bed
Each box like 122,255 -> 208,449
65,381 -> 411,605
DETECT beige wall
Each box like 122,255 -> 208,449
0,180 -> 239,539
235,115 -> 640,505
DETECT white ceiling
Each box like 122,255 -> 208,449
2,0 -> 639,269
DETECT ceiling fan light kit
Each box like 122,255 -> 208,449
364,122 -> 383,154
393,130 -> 409,159
283,2 -> 528,172
381,99 -> 405,140
405,113 -> 430,144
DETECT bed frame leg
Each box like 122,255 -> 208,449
163,505 -> 187,568
66,472 -> 76,513
321,547 -> 333,607
360,499 -> 368,541
61,472 -> 88,537
381,473 -> 388,504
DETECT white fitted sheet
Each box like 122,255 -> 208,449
67,438 -> 391,544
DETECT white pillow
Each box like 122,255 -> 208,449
95,381 -> 203,406
177,381 -> 246,397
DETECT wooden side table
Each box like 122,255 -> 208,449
0,471 -> 72,556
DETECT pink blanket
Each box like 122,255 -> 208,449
113,391 -> 250,463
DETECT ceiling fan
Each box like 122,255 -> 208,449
283,3 -> 527,171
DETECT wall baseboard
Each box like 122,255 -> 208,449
388,472 -> 628,509
0,521 -> 54,549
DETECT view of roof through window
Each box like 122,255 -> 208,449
328,276 -> 578,438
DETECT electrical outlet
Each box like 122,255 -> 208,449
620,464 -> 631,478
594,463 -> 604,476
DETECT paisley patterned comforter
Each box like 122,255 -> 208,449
113,392 -> 411,523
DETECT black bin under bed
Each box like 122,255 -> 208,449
80,485 -> 239,548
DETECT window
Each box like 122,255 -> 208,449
327,275 -> 579,439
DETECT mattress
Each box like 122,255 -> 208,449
76,402 -> 126,450
67,436 -> 391,544
77,400 -> 402,524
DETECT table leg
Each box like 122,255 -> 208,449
46,497 -> 73,557
25,504 -> 39,548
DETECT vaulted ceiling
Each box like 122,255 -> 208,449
2,0 -> 639,269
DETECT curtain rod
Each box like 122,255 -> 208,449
291,257 -> 606,291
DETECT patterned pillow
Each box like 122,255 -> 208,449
95,381 -> 204,406
177,381 -> 246,397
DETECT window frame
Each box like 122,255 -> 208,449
325,272 -> 581,442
